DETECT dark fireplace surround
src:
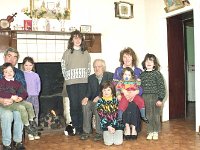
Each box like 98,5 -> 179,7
19,62 -> 64,120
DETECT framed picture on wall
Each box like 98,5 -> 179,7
30,0 -> 70,19
80,25 -> 91,33
164,0 -> 184,13
114,1 -> 134,19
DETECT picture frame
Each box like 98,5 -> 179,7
30,0 -> 70,19
114,1 -> 134,19
164,0 -> 184,13
80,25 -> 91,33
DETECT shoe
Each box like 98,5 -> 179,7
130,135 -> 137,140
153,132 -> 158,140
3,145 -> 12,150
94,133 -> 102,141
146,132 -> 153,140
80,133 -> 89,140
28,134 -> 34,141
13,142 -> 25,150
141,117 -> 149,123
124,135 -> 131,140
34,135 -> 40,140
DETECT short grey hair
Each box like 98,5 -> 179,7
4,47 -> 19,60
93,59 -> 106,72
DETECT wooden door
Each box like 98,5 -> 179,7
167,15 -> 185,119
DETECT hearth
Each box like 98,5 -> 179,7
19,62 -> 64,122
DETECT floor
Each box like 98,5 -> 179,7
1,102 -> 200,150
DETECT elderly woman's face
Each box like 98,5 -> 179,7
123,53 -> 132,67
94,61 -> 104,77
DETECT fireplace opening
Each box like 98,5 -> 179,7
18,62 -> 64,127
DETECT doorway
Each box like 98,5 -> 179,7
167,10 -> 195,120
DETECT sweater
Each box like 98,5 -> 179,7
97,96 -> 124,131
140,70 -> 166,101
0,78 -> 28,99
24,71 -> 41,96
61,49 -> 91,85
116,79 -> 140,97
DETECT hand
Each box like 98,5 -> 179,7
156,100 -> 163,107
117,95 -> 122,101
93,96 -> 100,103
125,90 -> 139,100
14,97 -> 23,102
82,97 -> 88,105
11,95 -> 18,101
3,98 -> 13,106
107,126 -> 115,134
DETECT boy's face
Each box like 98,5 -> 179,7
102,87 -> 112,98
3,66 -> 15,79
123,70 -> 132,81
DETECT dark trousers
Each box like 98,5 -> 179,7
66,83 -> 87,133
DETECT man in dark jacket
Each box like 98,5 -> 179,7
80,59 -> 113,141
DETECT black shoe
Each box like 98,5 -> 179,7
3,145 -> 12,150
13,142 -> 25,150
130,135 -> 137,140
124,135 -> 131,140
141,117 -> 149,123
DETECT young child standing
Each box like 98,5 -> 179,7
0,62 -> 40,140
22,56 -> 41,125
97,81 -> 124,146
140,53 -> 166,140
116,67 -> 148,124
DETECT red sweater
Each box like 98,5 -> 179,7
0,78 -> 28,99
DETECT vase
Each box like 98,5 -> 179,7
60,19 -> 65,32
32,18 -> 38,31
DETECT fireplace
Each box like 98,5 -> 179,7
19,62 -> 64,120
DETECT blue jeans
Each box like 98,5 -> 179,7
0,107 -> 23,146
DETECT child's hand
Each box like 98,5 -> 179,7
14,97 -> 23,102
122,89 -> 128,94
117,95 -> 122,101
156,100 -> 163,107
11,95 -> 18,101
107,126 -> 115,134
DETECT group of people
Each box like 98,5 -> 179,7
61,30 -> 166,146
0,48 -> 41,150
0,29 -> 166,149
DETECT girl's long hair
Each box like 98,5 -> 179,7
67,30 -> 87,54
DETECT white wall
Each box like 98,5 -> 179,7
1,0 -> 199,132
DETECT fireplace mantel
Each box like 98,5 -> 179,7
0,30 -> 101,63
